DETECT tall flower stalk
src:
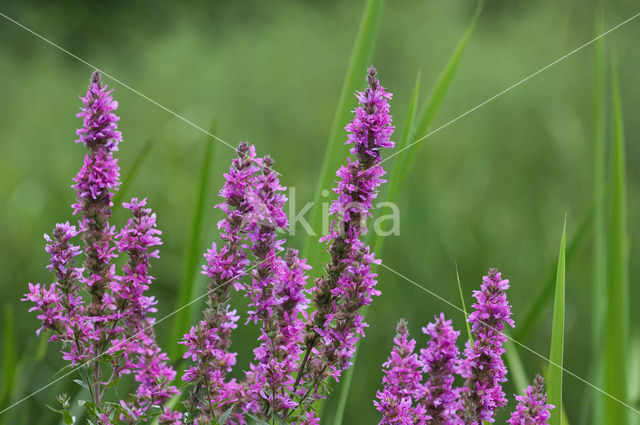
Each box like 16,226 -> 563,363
294,66 -> 395,410
24,71 -> 178,424
460,268 -> 514,423
375,320 -> 423,424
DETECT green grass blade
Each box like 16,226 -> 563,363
303,0 -> 384,271
398,0 -> 483,186
548,218 -> 566,425
591,0 -> 607,355
590,9 -> 607,424
602,56 -> 629,425
0,304 -> 16,408
113,138 -> 154,207
513,206 -> 591,342
167,124 -> 216,360
455,265 -> 473,343
504,337 -> 528,395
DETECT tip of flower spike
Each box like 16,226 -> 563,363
237,141 -> 250,158
367,66 -> 378,89
395,318 -> 409,336
91,70 -> 102,87
488,267 -> 499,279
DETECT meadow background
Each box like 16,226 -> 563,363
1,0 -> 639,423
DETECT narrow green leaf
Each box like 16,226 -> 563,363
504,336 -> 528,395
602,56 -> 629,424
112,138 -> 154,207
303,0 -> 384,271
398,0 -> 483,187
590,9 -> 607,424
167,122 -> 216,360
513,204 -> 592,342
548,218 -> 566,425
455,265 -> 473,343
0,304 -> 16,408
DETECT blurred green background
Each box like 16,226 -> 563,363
1,0 -> 639,423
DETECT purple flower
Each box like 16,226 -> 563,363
301,66 -> 394,404
418,314 -> 462,425
507,375 -> 554,425
375,320 -> 423,425
71,70 -> 121,311
111,198 -> 178,417
460,268 -> 514,423
181,143 -> 267,423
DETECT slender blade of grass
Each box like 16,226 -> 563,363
602,56 -> 629,425
548,218 -> 566,425
303,0 -> 384,271
513,205 -> 591,342
0,304 -> 16,408
455,264 -> 473,343
167,123 -> 216,360
504,336 -> 528,396
590,9 -> 607,424
398,0 -> 483,187
112,138 -> 154,207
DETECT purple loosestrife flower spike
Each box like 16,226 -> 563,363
507,375 -> 554,425
375,320 -> 423,425
418,313 -> 463,425
460,268 -> 515,423
299,66 -> 394,405
111,198 -> 179,420
181,142 -> 265,424
237,154 -> 311,419
72,70 -> 122,312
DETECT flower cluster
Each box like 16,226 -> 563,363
507,375 -> 554,425
374,320 -> 423,424
460,268 -> 515,422
298,66 -> 394,407
376,270 -> 553,424
24,71 -> 178,424
27,67 -> 398,425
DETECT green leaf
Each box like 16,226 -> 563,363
397,0 -> 483,187
513,204 -> 592,342
112,138 -> 154,207
302,0 -> 384,271
590,9 -> 607,424
602,55 -> 629,424
168,121 -> 216,359
504,336 -> 528,395
0,304 -> 16,408
218,407 -> 233,425
455,265 -> 473,344
548,218 -> 566,425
